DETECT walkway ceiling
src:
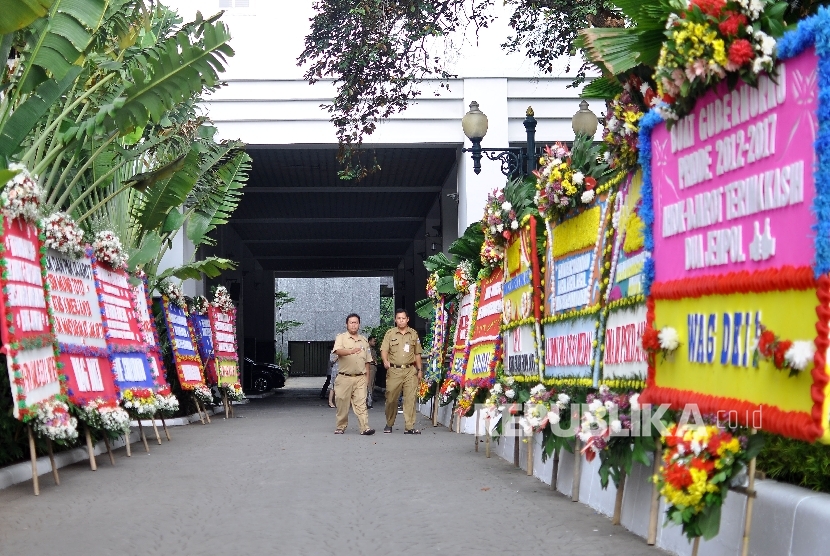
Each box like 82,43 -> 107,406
229,146 -> 458,274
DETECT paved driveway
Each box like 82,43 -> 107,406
0,388 -> 667,556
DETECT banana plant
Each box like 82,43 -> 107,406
1,1 -> 247,289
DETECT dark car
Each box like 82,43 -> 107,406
245,357 -> 286,393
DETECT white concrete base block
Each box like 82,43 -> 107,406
454,421 -> 830,556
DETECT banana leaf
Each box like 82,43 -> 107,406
155,256 -> 237,282
0,0 -> 53,34
17,0 -> 108,93
186,150 -> 250,247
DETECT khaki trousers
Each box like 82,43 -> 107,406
385,367 -> 417,430
334,373 -> 369,432
367,364 -> 377,405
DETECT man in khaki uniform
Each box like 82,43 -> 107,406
332,313 -> 375,435
381,309 -> 423,434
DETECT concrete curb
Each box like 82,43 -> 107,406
0,406 -> 225,492
418,403 -> 830,556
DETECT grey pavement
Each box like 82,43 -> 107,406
0,384 -> 667,556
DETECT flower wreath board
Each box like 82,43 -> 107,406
159,295 -> 205,390
45,247 -> 117,406
189,310 -> 215,384
91,259 -> 156,393
448,284 -> 476,386
602,170 -> 649,382
464,267 -> 503,388
502,217 -> 543,382
639,32 -> 830,444
131,277 -> 168,388
208,305 -> 239,387
543,191 -> 615,384
0,215 -> 71,493
426,296 -> 449,384
0,216 -> 62,419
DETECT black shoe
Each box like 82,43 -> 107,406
367,404 -> 373,409
383,425 -> 392,433
361,428 -> 376,435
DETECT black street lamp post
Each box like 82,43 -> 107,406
462,100 -> 600,177
462,103 -> 538,177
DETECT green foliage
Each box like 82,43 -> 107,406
155,256 -> 237,282
186,150 -> 250,246
298,0 -> 491,178
104,18 -> 234,136
503,0 -> 623,86
756,433 -> 830,493
0,0 -> 53,34
16,0 -> 109,94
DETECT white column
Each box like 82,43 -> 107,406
459,77 -> 509,235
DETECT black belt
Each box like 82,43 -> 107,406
389,364 -> 414,368
338,372 -> 365,377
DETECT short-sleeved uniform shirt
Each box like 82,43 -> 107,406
333,332 -> 371,375
381,327 -> 422,367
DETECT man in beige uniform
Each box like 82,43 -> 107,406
333,313 -> 375,435
381,309 -> 423,434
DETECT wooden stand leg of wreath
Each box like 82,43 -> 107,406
572,438 -> 582,502
513,420 -> 520,467
223,392 -> 230,419
551,448 -> 560,491
432,394 -> 438,427
137,417 -> 150,453
447,400 -> 454,431
28,425 -> 39,496
612,470 -> 626,525
229,396 -> 235,418
691,537 -> 701,556
474,409 -> 479,452
124,428 -> 132,457
160,415 -> 171,441
103,435 -> 115,466
46,438 -> 59,486
84,425 -> 97,471
527,432 -> 533,476
485,416 -> 491,458
455,408 -> 461,433
150,414 -> 162,445
647,444 -> 662,545
740,430 -> 759,556
194,396 -> 206,424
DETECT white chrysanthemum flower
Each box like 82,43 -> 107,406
547,411 -> 561,425
610,420 -> 622,434
658,326 -> 680,351
784,341 -> 816,371
510,220 -> 519,230
530,384 -> 546,396
505,376 -> 515,386
629,393 -> 640,411
496,223 -> 504,232
558,393 -> 570,405
492,383 -> 503,394
599,385 -> 610,396
573,171 -> 584,185
581,190 -> 595,204
490,225 -> 497,234
583,412 -> 595,425
588,399 -> 602,412
604,400 -> 616,411
505,388 -> 516,399
501,201 -> 512,211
